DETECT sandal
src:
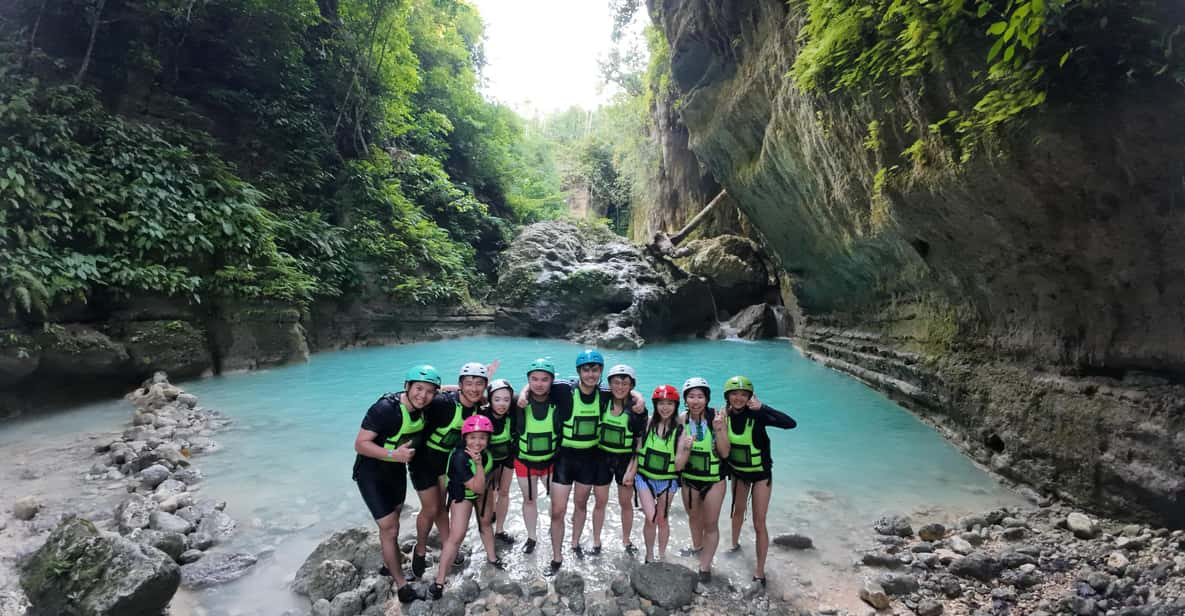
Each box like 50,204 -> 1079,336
397,584 -> 418,604
624,543 -> 638,555
486,557 -> 505,569
429,582 -> 444,600
699,570 -> 712,583
523,538 -> 537,554
378,565 -> 391,577
411,552 -> 427,579
572,544 -> 584,559
452,552 -> 465,567
589,545 -> 602,556
544,560 -> 562,576
678,546 -> 703,557
752,576 -> 767,587
495,531 -> 516,544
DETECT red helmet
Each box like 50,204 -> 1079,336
462,414 -> 493,435
651,384 -> 679,402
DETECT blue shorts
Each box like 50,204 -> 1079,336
635,475 -> 679,497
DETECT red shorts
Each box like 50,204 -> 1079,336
514,459 -> 553,478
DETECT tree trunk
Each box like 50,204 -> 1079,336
24,0 -> 50,68
669,189 -> 727,245
74,0 -> 107,84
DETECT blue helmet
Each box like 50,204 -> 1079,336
575,349 -> 604,369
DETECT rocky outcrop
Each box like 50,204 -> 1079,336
19,517 -> 180,616
494,220 -> 716,348
649,0 -> 1185,527
676,235 -> 772,314
0,295 -> 493,418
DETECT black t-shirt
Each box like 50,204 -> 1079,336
445,447 -> 488,502
726,404 -> 797,470
512,381 -> 573,438
603,397 -> 648,449
420,391 -> 480,451
481,406 -> 516,458
353,393 -> 423,479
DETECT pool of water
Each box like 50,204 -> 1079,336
2,336 -> 1027,613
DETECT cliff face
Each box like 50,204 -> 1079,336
650,0 -> 1185,526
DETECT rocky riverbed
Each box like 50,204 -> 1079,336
287,500 -> 1185,616
0,372 -> 252,615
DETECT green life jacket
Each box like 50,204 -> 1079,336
487,412 -> 513,461
726,414 -> 765,473
380,397 -> 424,463
638,426 -> 680,481
447,450 -> 494,501
598,403 -> 635,454
562,388 -> 602,449
517,402 -> 559,463
681,412 -> 722,482
426,401 -> 467,453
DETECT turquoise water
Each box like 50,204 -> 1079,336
2,337 -> 1027,613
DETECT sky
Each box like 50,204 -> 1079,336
468,0 -> 629,117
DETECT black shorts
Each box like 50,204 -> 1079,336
682,477 -> 723,496
356,468 -> 408,519
729,468 -> 772,485
597,451 -> 633,487
553,447 -> 602,486
409,447 -> 450,492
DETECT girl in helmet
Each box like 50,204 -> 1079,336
431,414 -> 499,599
351,365 -> 439,604
593,364 -> 648,555
677,377 -> 731,582
481,379 -> 518,545
409,360 -> 498,579
721,375 -> 796,586
635,384 -> 692,563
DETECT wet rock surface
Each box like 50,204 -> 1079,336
493,221 -> 725,348
3,372 -> 243,613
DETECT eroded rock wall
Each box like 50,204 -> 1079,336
650,0 -> 1185,526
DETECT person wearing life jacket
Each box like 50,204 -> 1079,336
548,348 -> 609,573
351,365 -> 437,604
721,375 -> 797,587
409,360 -> 498,579
677,376 -> 730,582
636,384 -> 691,564
480,379 -> 518,546
512,358 -> 563,558
592,364 -> 647,555
429,414 -> 499,600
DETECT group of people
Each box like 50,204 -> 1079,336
352,350 -> 797,603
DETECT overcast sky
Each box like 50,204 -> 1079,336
469,0 -> 627,116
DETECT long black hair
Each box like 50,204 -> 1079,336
647,397 -> 680,439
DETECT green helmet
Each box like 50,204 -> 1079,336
723,375 -> 754,394
526,357 -> 555,377
405,364 -> 442,387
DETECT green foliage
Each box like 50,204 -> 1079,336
0,0 -> 564,315
790,0 -> 1185,165
0,70 -> 287,313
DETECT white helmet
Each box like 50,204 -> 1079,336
459,362 -> 489,381
606,364 -> 636,384
682,376 -> 711,399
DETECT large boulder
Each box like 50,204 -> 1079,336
293,527 -> 382,596
676,235 -> 769,313
19,517 -> 179,616
305,560 -> 361,602
494,221 -> 716,345
630,562 -> 698,609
